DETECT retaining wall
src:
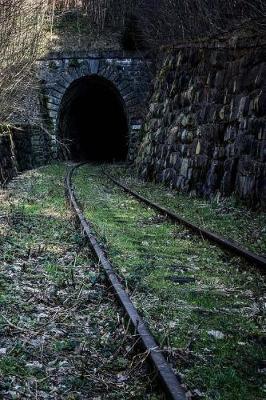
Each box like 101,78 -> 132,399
0,127 -> 39,185
137,38 -> 266,208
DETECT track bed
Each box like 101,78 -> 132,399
72,163 -> 266,400
1,162 -> 265,399
0,164 -> 161,399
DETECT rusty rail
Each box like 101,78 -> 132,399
104,171 -> 266,271
65,164 -> 187,400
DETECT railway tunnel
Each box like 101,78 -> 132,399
57,75 -> 129,161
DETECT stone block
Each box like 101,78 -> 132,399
259,141 -> 266,162
221,159 -> 238,195
180,158 -> 189,177
47,102 -> 58,112
254,91 -> 266,117
237,96 -> 250,118
214,70 -> 225,89
254,62 -> 266,88
236,174 -> 256,201
225,143 -> 236,158
229,95 -> 242,121
181,129 -> 194,144
224,126 -> 237,142
213,146 -> 225,160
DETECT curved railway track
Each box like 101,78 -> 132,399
104,171 -> 266,271
65,163 -> 187,400
65,162 -> 265,399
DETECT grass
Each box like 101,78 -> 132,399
73,163 -> 266,400
0,163 -> 161,399
107,164 -> 266,256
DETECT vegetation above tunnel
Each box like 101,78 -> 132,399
1,0 -> 265,128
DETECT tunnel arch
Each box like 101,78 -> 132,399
57,75 -> 129,161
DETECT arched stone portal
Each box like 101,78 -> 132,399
37,52 -> 152,161
58,75 -> 128,161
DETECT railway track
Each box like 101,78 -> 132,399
66,163 -> 265,399
65,163 -> 187,400
104,171 -> 266,271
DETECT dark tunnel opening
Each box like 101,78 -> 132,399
58,75 -> 129,161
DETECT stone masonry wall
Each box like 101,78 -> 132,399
0,134 -> 18,184
38,51 -> 152,161
137,38 -> 266,208
0,127 -> 36,185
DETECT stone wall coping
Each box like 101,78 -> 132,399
38,49 -> 150,62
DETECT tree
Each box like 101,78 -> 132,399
0,0 -> 49,123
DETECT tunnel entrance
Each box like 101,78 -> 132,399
58,75 -> 129,161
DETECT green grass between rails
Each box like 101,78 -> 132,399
73,163 -> 266,400
107,164 -> 266,256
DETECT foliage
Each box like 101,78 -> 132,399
136,0 -> 266,46
0,1 -> 50,124
51,0 -> 266,47
1,0 -> 264,125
